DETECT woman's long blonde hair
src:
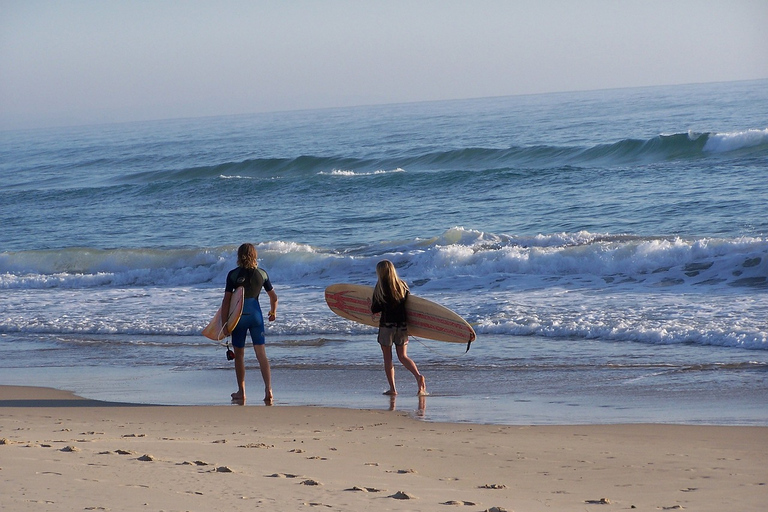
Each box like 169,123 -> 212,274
373,259 -> 408,303
237,243 -> 258,269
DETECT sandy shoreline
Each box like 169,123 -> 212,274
1,385 -> 766,511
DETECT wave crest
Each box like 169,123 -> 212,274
2,229 -> 766,292
703,128 -> 768,153
114,129 -> 768,185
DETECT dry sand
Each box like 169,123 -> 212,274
1,385 -> 765,511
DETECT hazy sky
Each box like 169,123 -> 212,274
1,0 -> 766,130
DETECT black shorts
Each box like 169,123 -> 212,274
378,325 -> 408,347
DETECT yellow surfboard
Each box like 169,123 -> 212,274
202,286 -> 245,341
325,283 -> 476,350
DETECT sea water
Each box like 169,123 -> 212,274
1,80 -> 767,424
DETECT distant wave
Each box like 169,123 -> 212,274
115,129 -> 768,184
2,228 -> 766,292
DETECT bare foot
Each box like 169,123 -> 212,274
231,391 -> 245,400
417,375 -> 427,396
383,389 -> 397,396
264,389 -> 273,405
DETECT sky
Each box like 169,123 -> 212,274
1,0 -> 767,130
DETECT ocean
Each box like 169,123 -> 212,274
1,79 -> 767,425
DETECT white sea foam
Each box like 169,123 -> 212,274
318,168 -> 405,176
703,128 -> 768,153
2,230 -> 766,292
1,229 -> 766,349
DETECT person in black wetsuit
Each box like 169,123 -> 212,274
221,243 -> 278,404
370,259 -> 427,396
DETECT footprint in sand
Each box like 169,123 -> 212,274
267,473 -> 302,478
239,443 -> 273,449
346,486 -> 383,493
442,500 -> 477,506
179,460 -> 210,466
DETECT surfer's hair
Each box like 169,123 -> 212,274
374,259 -> 409,303
237,243 -> 258,269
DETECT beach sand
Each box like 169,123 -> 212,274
1,386 -> 765,511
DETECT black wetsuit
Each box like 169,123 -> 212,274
371,290 -> 409,328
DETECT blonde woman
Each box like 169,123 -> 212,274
371,260 -> 427,396
221,243 -> 278,404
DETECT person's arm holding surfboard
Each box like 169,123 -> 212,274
266,288 -> 278,321
220,291 -> 232,336
370,294 -> 382,319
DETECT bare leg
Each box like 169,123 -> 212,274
254,344 -> 272,403
380,344 -> 397,395
396,343 -> 427,395
231,346 -> 246,402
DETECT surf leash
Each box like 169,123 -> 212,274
214,324 -> 235,361
411,336 -> 471,357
